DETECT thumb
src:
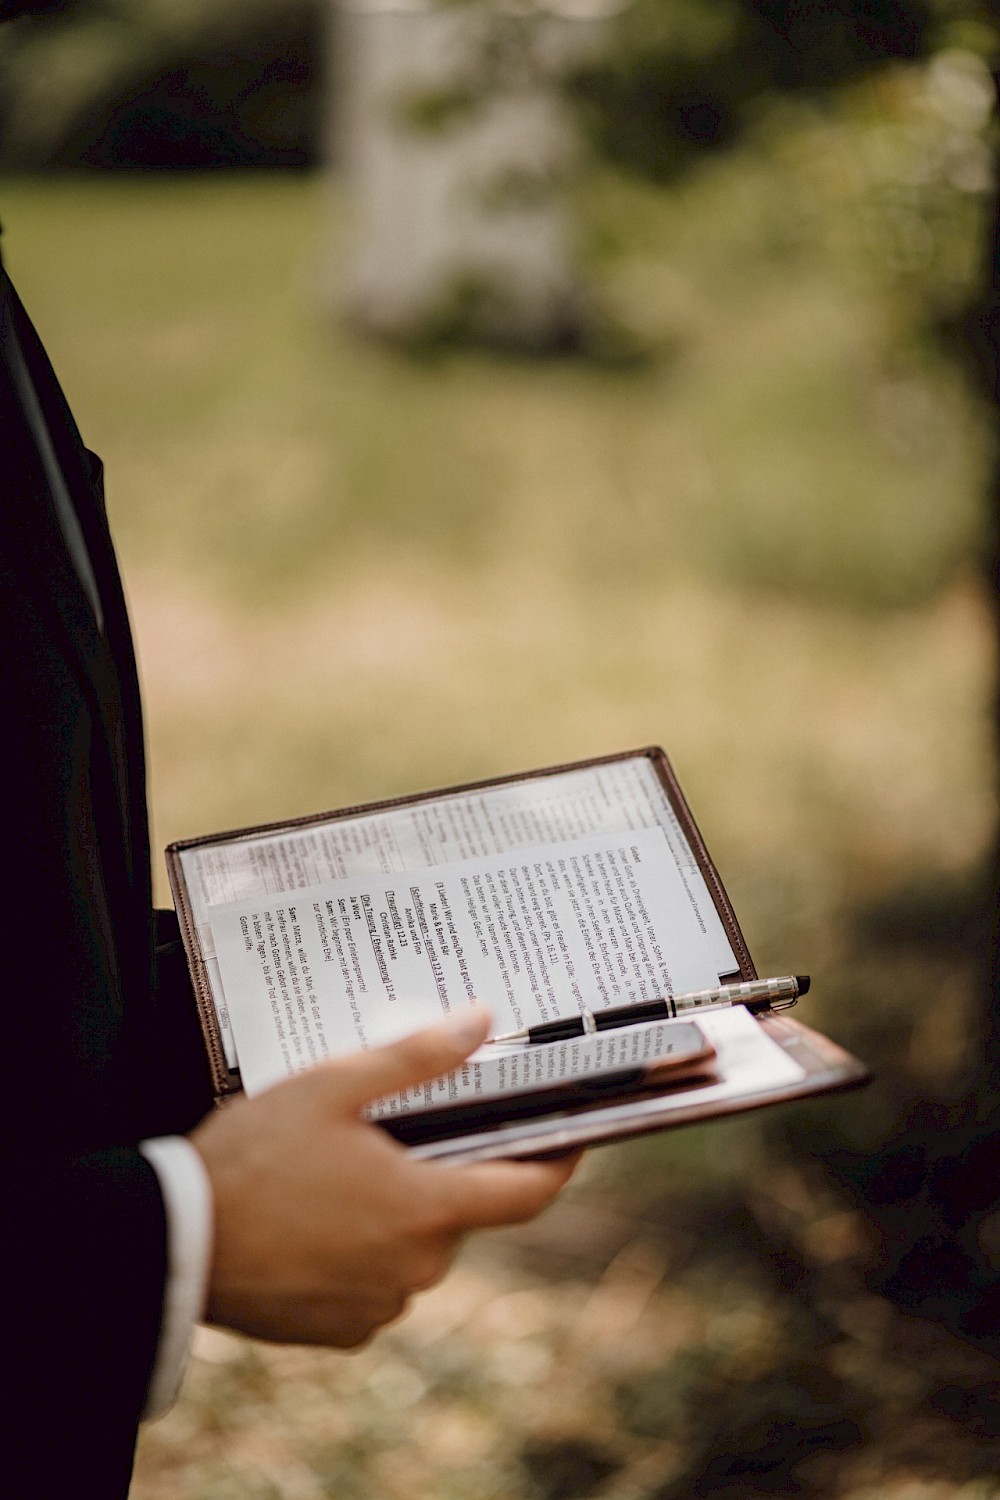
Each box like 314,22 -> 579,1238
332,1007 -> 492,1112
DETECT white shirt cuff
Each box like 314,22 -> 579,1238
138,1135 -> 214,1420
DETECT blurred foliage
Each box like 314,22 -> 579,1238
0,0 -> 995,177
0,0 -> 321,167
2,0 -> 991,472
575,69 -> 996,607
568,0 -> 997,181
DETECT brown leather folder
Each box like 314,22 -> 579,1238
166,746 -> 868,1159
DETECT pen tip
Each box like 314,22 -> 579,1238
796,975 -> 811,995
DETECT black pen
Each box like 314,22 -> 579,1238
486,975 -> 810,1045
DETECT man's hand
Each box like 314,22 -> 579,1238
190,1009 -> 578,1348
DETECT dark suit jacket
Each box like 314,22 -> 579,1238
1,249 -> 213,1495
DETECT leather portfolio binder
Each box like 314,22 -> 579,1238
166,747 -> 868,1161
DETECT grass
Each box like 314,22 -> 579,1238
1,93 -> 996,1496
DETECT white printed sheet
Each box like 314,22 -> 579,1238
181,755 -> 739,1069
409,1005 -> 808,1160
209,826 -> 730,1096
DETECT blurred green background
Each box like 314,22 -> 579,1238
3,0 -> 999,1495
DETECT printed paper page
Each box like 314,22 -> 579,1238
209,826 -> 727,1096
366,1015 -> 712,1121
409,1005 -> 807,1159
181,755 -> 739,1068
378,1005 -> 806,1124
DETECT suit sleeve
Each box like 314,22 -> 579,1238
0,259 -> 212,1495
0,497 -> 183,1497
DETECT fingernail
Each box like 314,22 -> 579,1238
439,1007 -> 490,1050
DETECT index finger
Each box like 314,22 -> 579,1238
431,1151 -> 582,1231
